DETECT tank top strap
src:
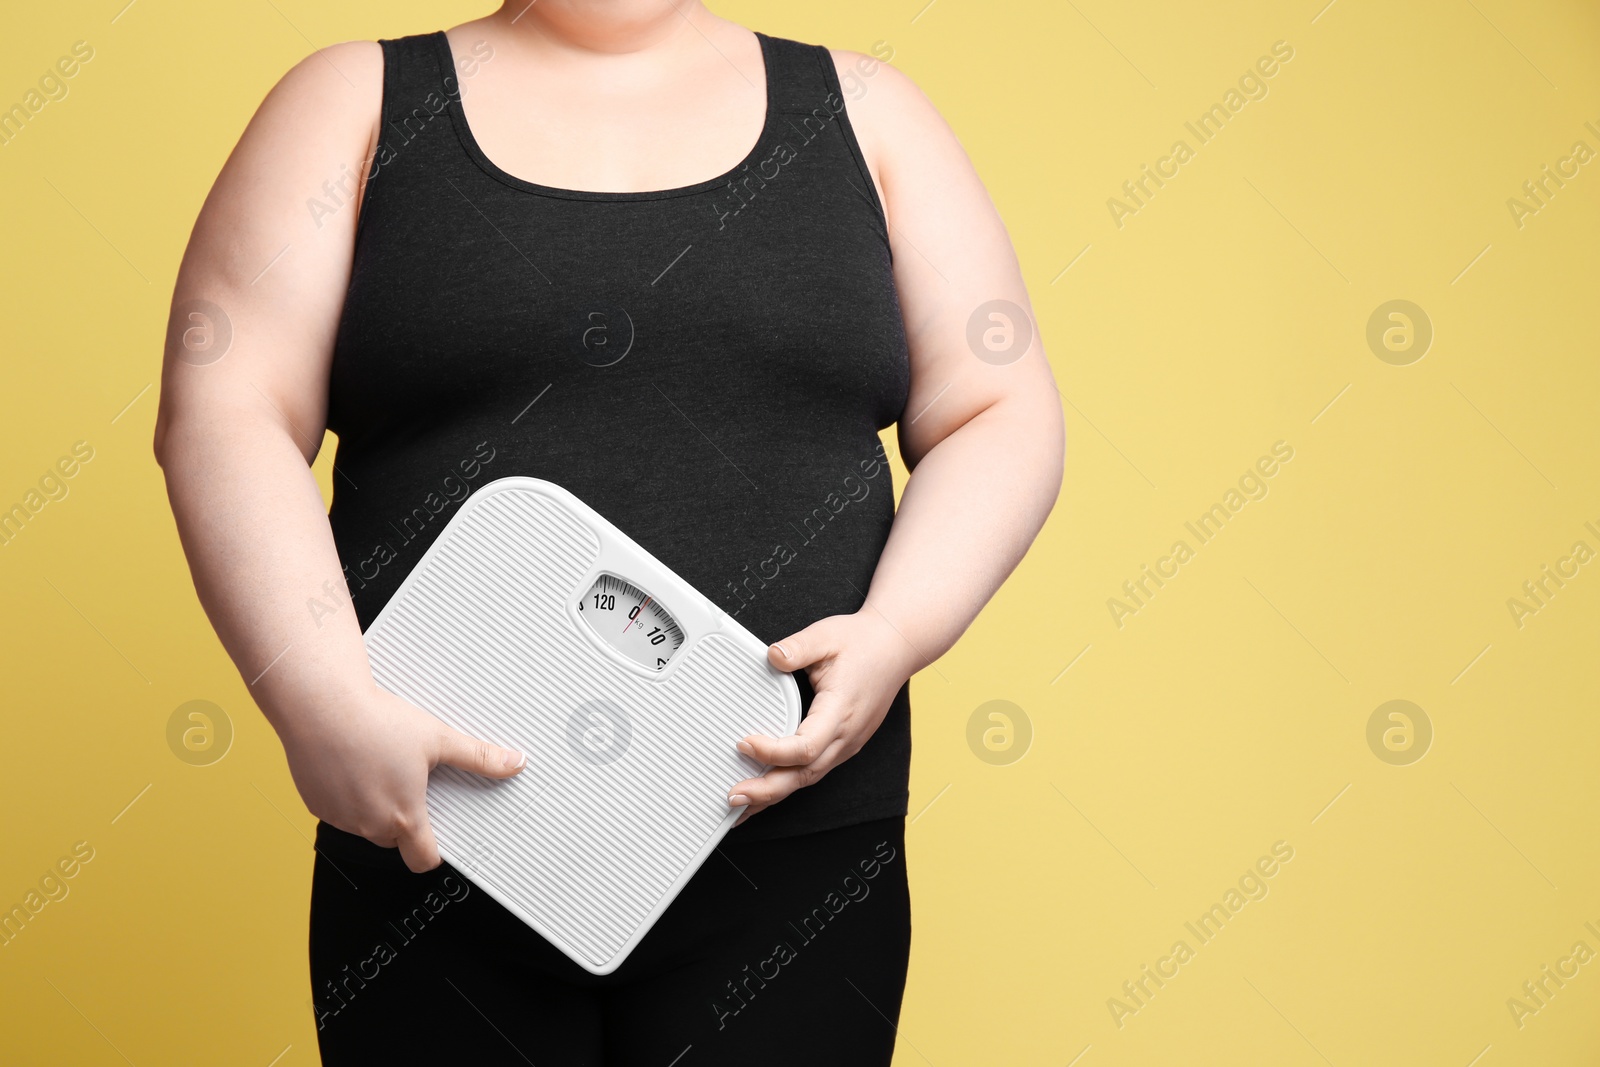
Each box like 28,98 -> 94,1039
756,33 -> 889,234
374,31 -> 455,122
362,32 -> 469,181
756,33 -> 841,116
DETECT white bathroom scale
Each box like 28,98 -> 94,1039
360,476 -> 801,974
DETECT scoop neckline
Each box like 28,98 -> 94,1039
433,29 -> 775,203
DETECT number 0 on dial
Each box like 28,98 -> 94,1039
577,573 -> 685,671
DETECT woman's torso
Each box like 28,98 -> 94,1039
324,26 -> 911,843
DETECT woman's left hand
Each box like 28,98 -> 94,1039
728,611 -> 918,825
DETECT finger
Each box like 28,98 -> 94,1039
729,738 -> 849,808
767,618 -> 839,673
740,694 -> 845,766
435,725 -> 527,780
729,766 -> 804,809
394,809 -> 443,873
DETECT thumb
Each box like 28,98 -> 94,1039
435,724 -> 528,780
396,811 -> 444,874
767,617 -> 838,672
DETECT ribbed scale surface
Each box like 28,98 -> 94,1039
363,488 -> 793,968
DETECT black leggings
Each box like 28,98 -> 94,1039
308,815 -> 911,1065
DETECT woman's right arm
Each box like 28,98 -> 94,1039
153,42 -> 526,873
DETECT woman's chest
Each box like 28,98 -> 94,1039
330,175 -> 908,439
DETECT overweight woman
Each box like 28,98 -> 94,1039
154,2 -> 1062,1063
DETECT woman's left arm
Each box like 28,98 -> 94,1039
730,51 -> 1066,821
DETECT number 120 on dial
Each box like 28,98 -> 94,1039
577,573 -> 685,670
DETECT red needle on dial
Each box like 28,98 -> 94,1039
622,596 -> 653,634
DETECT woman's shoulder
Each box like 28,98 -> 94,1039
242,39 -> 384,208
249,39 -> 384,163
818,41 -> 944,136
809,41 -> 970,217
273,38 -> 385,92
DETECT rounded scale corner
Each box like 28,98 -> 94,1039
583,953 -> 625,977
470,474 -> 566,505
441,841 -> 629,976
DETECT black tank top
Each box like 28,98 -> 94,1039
325,29 -> 911,844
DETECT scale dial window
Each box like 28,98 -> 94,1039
578,573 -> 685,671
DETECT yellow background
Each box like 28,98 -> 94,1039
3,0 -> 1598,1063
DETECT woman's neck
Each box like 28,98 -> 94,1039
485,0 -> 714,56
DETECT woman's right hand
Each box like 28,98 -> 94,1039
279,686 -> 528,873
